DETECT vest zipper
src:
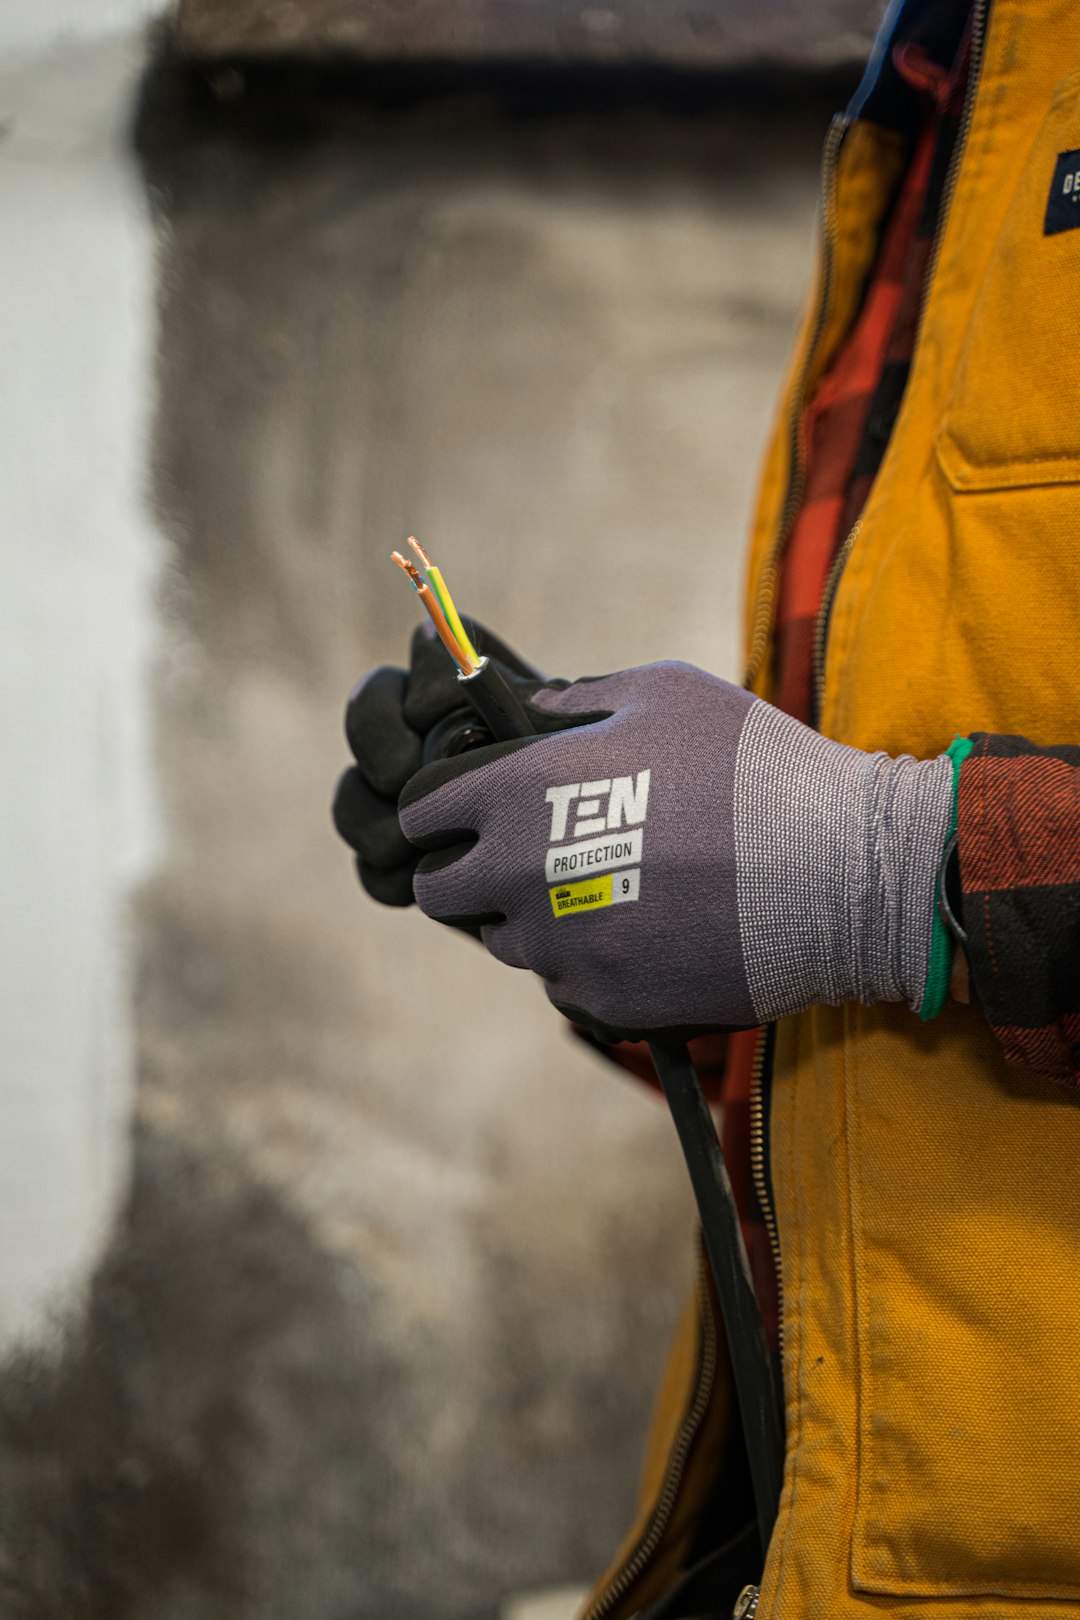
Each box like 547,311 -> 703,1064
734,1582 -> 761,1619
810,515 -> 863,728
811,0 -> 989,726
748,1025 -> 783,1357
580,1248 -> 719,1620
744,114 -> 848,692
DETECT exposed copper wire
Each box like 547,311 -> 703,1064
406,535 -> 433,570
391,550 -> 425,592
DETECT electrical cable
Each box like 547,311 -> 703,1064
390,541 -> 784,1559
647,1040 -> 783,1554
393,542 -> 535,735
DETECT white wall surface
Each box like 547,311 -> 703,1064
0,0 -> 160,64
0,30 -> 160,1344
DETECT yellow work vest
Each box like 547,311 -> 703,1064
584,2 -> 1080,1615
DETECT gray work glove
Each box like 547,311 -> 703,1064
397,662 -> 954,1040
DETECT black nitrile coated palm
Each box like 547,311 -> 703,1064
333,620 -> 541,908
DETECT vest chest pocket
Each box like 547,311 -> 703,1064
937,72 -> 1080,492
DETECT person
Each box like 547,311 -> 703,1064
334,0 -> 1080,1613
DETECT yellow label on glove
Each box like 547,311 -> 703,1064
549,868 -> 640,918
549,873 -> 613,917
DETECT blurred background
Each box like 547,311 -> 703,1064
1,4 -> 881,1616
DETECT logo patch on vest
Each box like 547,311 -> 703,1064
1044,149 -> 1080,235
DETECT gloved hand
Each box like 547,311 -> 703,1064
333,621 -> 542,906
396,661 -> 955,1040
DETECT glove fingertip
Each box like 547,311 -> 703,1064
333,766 -> 417,867
345,666 -> 424,796
357,856 -> 417,908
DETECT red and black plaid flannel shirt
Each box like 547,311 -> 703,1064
959,737 -> 1080,1084
774,31 -> 969,726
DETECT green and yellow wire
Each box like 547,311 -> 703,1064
390,537 -> 481,675
406,537 -> 480,668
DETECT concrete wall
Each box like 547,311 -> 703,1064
0,2 -> 159,62
0,26 -> 850,1620
174,0 -> 884,68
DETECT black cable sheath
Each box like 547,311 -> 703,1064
648,1039 -> 784,1554
457,657 -> 538,742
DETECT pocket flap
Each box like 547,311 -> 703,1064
937,73 -> 1080,492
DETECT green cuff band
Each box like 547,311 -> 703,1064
918,735 -> 974,1022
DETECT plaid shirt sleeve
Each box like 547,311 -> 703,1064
958,734 -> 1080,1086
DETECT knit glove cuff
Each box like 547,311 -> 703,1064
735,704 -> 955,1021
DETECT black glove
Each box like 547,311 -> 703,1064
333,621 -> 542,907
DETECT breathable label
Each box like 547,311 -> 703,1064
550,867 -> 640,918
544,826 -> 642,885
1045,149 -> 1080,234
